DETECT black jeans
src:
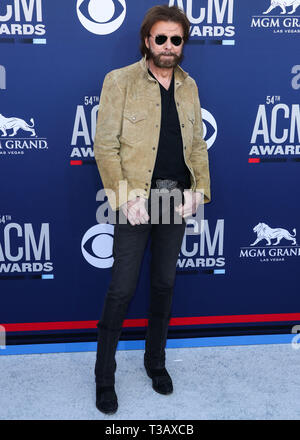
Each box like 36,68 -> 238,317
94,184 -> 187,386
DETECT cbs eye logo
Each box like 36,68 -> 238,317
76,0 -> 126,35
201,108 -> 217,151
81,224 -> 115,268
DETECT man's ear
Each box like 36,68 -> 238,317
145,36 -> 149,50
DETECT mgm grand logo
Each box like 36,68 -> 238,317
240,222 -> 300,262
251,0 -> 300,32
0,112 -> 47,155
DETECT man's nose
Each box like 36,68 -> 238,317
163,37 -> 172,50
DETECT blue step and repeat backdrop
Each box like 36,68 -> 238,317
1,0 -> 300,346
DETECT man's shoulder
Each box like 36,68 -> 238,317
184,73 -> 197,88
104,60 -> 142,86
174,64 -> 197,89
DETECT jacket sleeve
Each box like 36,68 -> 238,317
190,79 -> 211,204
93,72 -> 141,211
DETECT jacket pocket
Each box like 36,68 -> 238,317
121,110 -> 148,144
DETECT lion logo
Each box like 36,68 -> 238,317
250,222 -> 297,246
263,0 -> 300,14
0,113 -> 36,137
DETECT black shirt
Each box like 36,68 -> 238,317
148,68 -> 191,189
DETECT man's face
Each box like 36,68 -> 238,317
145,20 -> 184,69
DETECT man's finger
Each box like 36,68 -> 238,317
176,203 -> 190,216
140,212 -> 150,223
183,209 -> 193,218
127,211 -> 136,225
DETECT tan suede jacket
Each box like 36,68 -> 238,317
93,56 -> 211,211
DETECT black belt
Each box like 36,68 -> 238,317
151,179 -> 183,192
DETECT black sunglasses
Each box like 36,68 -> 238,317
149,34 -> 183,46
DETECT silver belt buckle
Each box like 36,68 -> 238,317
155,179 -> 178,192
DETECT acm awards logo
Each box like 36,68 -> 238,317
177,219 -> 225,271
249,99 -> 300,159
239,222 -> 300,263
0,219 -> 53,276
70,94 -> 99,162
169,0 -> 235,39
248,66 -> 300,161
0,0 -> 46,38
0,112 -> 48,156
76,0 -> 126,35
250,0 -> 300,33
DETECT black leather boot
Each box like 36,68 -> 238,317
96,384 -> 118,414
144,361 -> 173,395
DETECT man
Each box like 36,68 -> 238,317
93,5 -> 211,414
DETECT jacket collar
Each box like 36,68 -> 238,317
139,55 -> 189,84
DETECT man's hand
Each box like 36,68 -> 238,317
175,190 -> 204,218
121,196 -> 149,226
